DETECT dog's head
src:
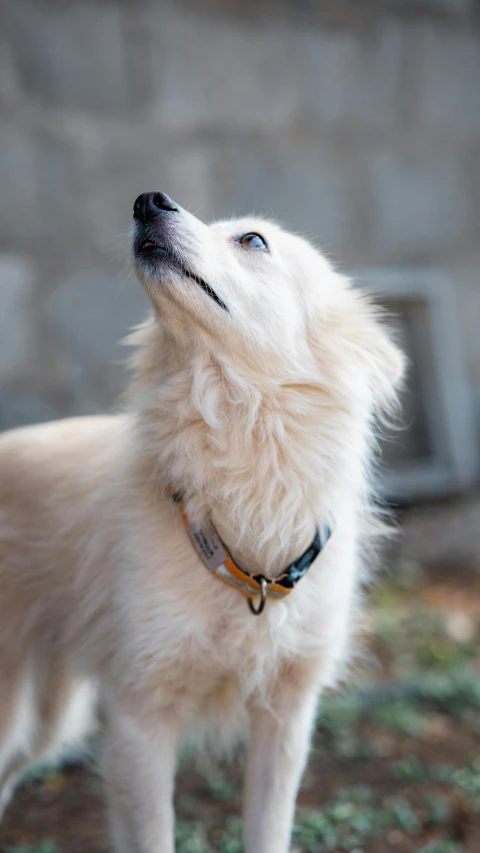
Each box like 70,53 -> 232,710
131,191 -> 405,411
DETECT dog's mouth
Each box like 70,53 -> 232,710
137,239 -> 228,312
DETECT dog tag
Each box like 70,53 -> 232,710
187,520 -> 229,573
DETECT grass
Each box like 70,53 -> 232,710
197,764 -> 239,803
5,844 -> 58,853
392,756 -> 480,810
171,775 -> 476,852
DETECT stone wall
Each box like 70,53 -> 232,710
1,0 -> 479,469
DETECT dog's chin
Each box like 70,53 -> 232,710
134,251 -> 184,288
133,241 -> 228,314
133,258 -> 228,351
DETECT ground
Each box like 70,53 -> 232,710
1,561 -> 479,853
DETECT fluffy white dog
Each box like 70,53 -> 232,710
0,192 -> 404,853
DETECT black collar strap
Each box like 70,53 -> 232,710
169,487 -> 332,616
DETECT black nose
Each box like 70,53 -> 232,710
133,191 -> 178,223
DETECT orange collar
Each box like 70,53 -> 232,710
169,487 -> 332,616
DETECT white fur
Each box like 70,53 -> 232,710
0,664 -> 37,816
0,205 -> 404,851
41,679 -> 98,764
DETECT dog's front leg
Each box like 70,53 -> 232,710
103,708 -> 180,853
243,662 -> 320,853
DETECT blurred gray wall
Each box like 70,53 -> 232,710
1,0 -> 479,451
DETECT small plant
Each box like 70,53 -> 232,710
175,820 -> 211,853
423,793 -> 453,826
370,698 -> 425,735
389,796 -> 421,833
391,754 -> 428,781
199,763 -> 239,802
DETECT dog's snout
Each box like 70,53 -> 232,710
133,191 -> 178,223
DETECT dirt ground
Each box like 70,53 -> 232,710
1,563 -> 479,853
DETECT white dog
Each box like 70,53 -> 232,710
0,192 -> 404,853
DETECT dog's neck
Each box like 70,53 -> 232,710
127,322 -> 360,577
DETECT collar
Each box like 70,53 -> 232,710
169,487 -> 332,616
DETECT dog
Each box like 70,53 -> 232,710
0,191 -> 404,852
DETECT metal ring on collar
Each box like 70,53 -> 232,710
248,577 -> 268,616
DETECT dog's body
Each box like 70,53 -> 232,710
0,195 -> 404,852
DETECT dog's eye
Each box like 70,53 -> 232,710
237,233 -> 268,250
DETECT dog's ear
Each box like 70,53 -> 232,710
359,313 -> 406,413
308,284 -> 406,416
344,287 -> 407,414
